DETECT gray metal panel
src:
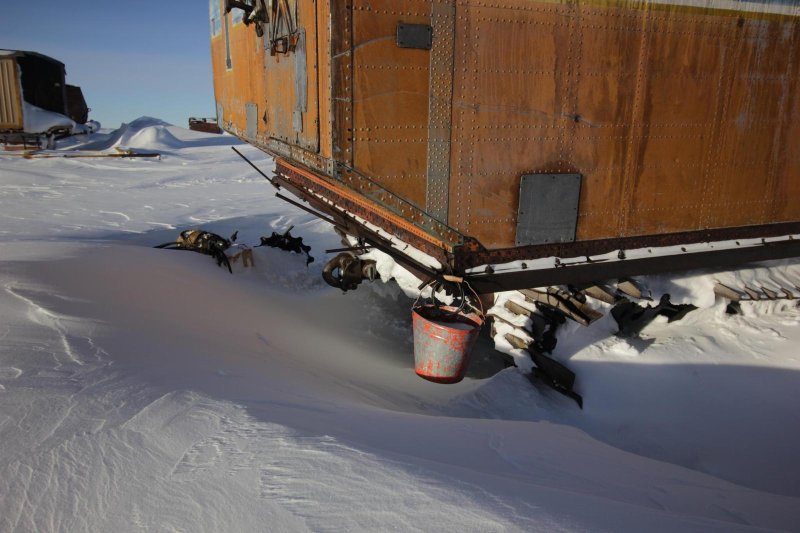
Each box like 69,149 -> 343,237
216,102 -> 224,127
396,23 -> 433,50
224,12 -> 232,69
293,110 -> 303,133
425,0 -> 455,223
515,174 -> 582,246
245,102 -> 258,139
294,29 -> 307,114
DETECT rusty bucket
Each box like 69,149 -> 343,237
411,285 -> 484,383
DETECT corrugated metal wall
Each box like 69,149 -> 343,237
0,58 -> 23,130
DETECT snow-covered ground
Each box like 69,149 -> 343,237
1,119 -> 798,532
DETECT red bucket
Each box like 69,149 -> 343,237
412,304 -> 483,383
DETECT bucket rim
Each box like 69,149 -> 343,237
412,304 -> 484,328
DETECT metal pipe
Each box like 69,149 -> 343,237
231,146 -> 277,188
275,192 -> 340,227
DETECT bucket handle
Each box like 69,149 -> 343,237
412,279 -> 456,312
464,281 -> 485,320
413,278 -> 484,320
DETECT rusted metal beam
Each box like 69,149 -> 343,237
274,159 -> 456,264
465,239 -> 800,295
274,193 -> 340,227
454,223 -> 800,272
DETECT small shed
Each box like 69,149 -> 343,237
0,49 -> 87,136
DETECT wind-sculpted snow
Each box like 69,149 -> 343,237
67,117 -> 241,154
1,121 -> 799,531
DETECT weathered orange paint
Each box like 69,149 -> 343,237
211,1 -> 319,148
277,158 -> 451,251
212,1 -> 800,255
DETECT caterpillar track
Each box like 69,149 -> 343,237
318,218 -> 800,407
486,280 -> 652,407
484,272 -> 800,407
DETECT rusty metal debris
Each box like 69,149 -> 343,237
256,225 -> 314,265
155,229 -> 239,273
188,117 -> 222,134
9,148 -> 161,159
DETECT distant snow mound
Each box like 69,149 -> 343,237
126,116 -> 174,129
122,123 -> 185,151
68,116 -> 186,152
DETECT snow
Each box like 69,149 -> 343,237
21,101 -> 76,134
1,119 -> 799,531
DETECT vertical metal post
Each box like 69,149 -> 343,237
425,0 -> 456,223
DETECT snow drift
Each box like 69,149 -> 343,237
0,118 -> 798,532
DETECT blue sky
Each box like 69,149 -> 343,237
0,1 -> 215,128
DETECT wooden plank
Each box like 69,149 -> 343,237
714,283 -> 743,302
504,333 -> 530,351
505,300 -> 535,318
743,286 -> 761,301
520,287 -> 603,326
0,59 -> 23,130
617,279 -> 644,300
584,284 -> 617,304
761,286 -> 779,300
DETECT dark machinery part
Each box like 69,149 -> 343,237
155,229 -> 236,273
528,352 -> 583,410
322,253 -> 378,292
611,294 -> 697,337
225,0 -> 269,37
493,301 -> 580,408
256,226 -> 314,265
500,331 -> 582,409
517,307 -> 581,407
531,304 -> 566,354
501,300 -> 564,355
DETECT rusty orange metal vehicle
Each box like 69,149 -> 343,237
209,0 -> 800,295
